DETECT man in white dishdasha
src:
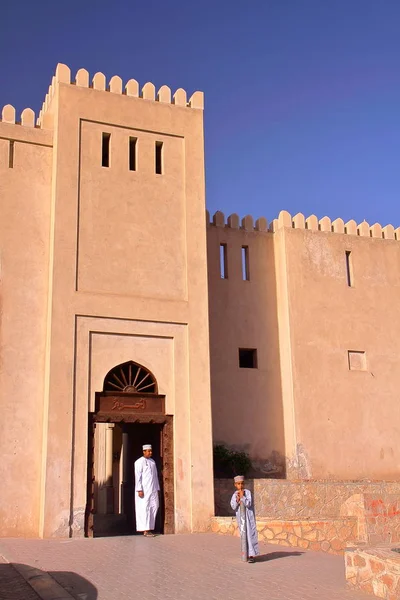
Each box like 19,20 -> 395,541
134,444 -> 160,537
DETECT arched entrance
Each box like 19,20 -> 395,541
85,361 -> 174,537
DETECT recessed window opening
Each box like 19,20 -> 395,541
129,137 -> 137,171
242,246 -> 250,281
345,250 -> 353,287
155,141 -> 163,174
239,348 -> 258,369
348,350 -> 367,371
220,244 -> 228,279
102,133 -> 110,167
9,140 -> 14,168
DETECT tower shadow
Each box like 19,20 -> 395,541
0,563 -> 98,600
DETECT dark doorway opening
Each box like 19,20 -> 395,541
90,422 -> 165,537
119,422 -> 165,537
86,411 -> 174,538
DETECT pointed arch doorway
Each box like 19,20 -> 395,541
85,361 -> 174,537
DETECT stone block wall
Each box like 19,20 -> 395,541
363,495 -> 400,545
214,479 -> 400,552
346,546 -> 400,599
215,479 -> 400,523
211,516 -> 358,555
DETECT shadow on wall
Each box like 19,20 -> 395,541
213,442 -> 286,480
0,563 -> 98,600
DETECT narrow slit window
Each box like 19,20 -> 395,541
242,246 -> 250,281
102,133 -> 110,167
345,251 -> 353,287
129,137 -> 137,171
155,141 -> 163,174
9,141 -> 14,168
220,244 -> 228,279
239,348 -> 258,369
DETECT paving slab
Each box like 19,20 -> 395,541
0,554 -> 41,600
0,534 -> 372,600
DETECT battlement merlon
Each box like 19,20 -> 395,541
0,104 -> 53,147
208,209 -> 400,240
0,105 -> 36,127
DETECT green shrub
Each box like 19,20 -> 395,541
213,444 -> 252,478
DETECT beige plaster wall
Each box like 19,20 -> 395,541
208,214 -> 400,481
0,123 -> 53,536
37,69 -> 213,536
77,120 -> 187,300
284,226 -> 400,479
207,222 -> 286,474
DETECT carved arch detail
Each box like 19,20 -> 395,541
103,360 -> 158,394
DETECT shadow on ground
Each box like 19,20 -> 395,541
0,563 -> 98,600
257,551 -> 304,562
50,569 -> 98,599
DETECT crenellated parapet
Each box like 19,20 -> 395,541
207,209 -> 400,240
1,62 -> 204,131
0,104 -> 37,127
206,210 -> 268,232
34,63 -> 203,127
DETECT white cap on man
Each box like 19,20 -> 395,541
143,444 -> 152,450
234,475 -> 244,483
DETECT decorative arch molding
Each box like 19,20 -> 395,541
95,360 -> 165,416
103,360 -> 158,394
87,361 -> 173,536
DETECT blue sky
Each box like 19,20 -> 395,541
1,1 -> 400,226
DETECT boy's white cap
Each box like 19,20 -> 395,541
234,475 -> 244,483
143,444 -> 152,450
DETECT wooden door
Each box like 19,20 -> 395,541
85,415 -> 96,537
162,418 -> 175,534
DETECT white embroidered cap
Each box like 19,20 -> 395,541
234,475 -> 244,483
142,444 -> 152,450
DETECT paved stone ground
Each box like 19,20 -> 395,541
0,534 -> 372,600
0,554 -> 40,600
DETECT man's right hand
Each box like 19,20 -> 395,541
138,491 -> 144,498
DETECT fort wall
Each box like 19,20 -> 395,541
2,61 -> 400,537
208,210 -> 400,479
0,112 -> 53,536
207,212 -> 286,474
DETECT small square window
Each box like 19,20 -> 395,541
348,350 -> 367,371
239,348 -> 258,369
